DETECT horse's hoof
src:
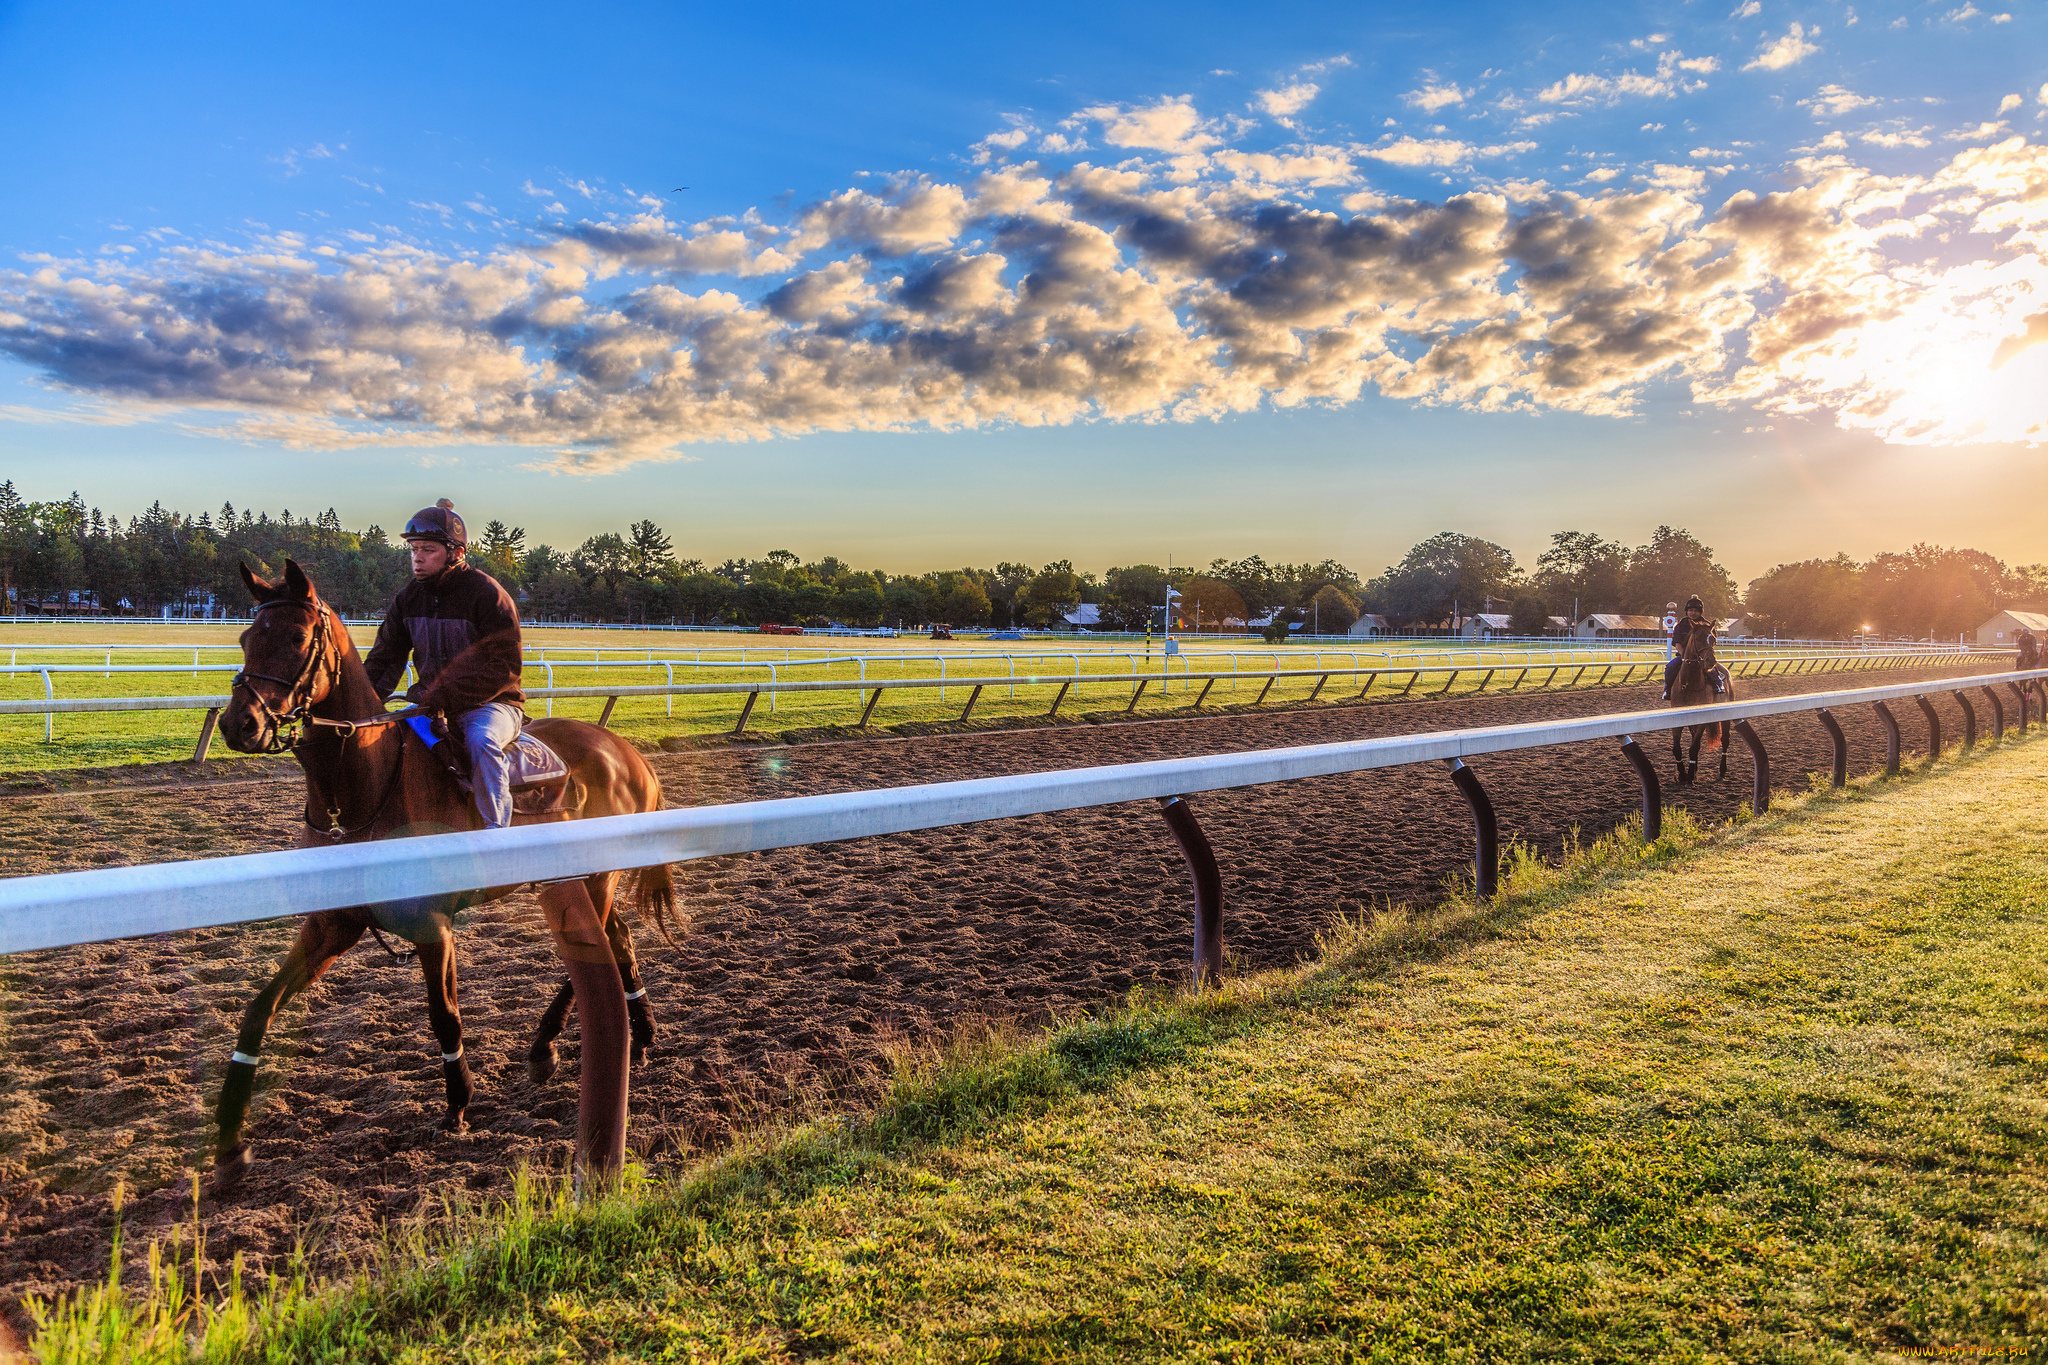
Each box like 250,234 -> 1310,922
439,1110 -> 469,1135
527,1043 -> 557,1085
631,1040 -> 647,1067
211,1143 -> 253,1194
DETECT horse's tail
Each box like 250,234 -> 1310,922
631,862 -> 683,946
1704,720 -> 1727,752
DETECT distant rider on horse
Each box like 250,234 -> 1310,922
1662,596 -> 1723,701
364,500 -> 525,828
2019,625 -> 2040,671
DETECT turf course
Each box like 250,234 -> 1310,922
0,622 -> 1963,774
32,716 -> 2048,1360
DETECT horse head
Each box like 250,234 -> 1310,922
224,558 -> 340,754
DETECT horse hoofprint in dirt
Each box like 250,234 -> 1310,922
213,559 -> 681,1191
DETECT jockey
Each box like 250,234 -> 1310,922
2019,625 -> 2040,671
1661,595 -> 1722,700
364,500 -> 526,829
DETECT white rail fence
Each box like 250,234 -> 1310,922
0,649 -> 1999,754
2,670 -> 2044,963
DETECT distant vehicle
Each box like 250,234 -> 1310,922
988,629 -> 1025,640
756,623 -> 805,635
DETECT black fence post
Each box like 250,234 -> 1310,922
1817,708 -> 1847,789
1734,720 -> 1770,811
1874,701 -> 1901,775
1157,796 -> 1223,987
1444,759 -> 1499,898
1914,696 -> 1942,761
1620,737 -> 1662,841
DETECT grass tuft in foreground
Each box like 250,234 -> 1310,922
28,732 -> 2048,1361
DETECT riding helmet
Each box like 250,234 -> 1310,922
402,499 -> 467,549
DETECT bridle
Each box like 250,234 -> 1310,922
232,598 -> 342,753
234,594 -> 419,839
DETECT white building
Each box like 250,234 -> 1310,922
1573,613 -> 1666,639
1977,609 -> 2048,647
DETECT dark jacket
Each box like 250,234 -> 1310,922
1670,617 -> 1714,658
365,563 -> 524,713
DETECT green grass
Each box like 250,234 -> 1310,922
0,629 -> 1965,774
28,726 -> 2048,1361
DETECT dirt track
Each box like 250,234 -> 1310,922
0,664 -> 2015,1326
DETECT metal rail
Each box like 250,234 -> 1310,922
2,670 -> 2043,967
0,650 -> 1998,757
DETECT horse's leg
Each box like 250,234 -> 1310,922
538,878 -> 629,1180
415,928 -> 476,1133
1718,722 -> 1731,780
528,980 -> 575,1084
526,892 -> 650,1083
602,894 -> 655,1065
214,909 -> 368,1192
1672,727 -> 1694,784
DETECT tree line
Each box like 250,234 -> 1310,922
0,482 -> 2038,637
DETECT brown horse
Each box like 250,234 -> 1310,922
1667,637 -> 1734,784
213,559 -> 678,1191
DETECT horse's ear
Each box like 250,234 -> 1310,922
239,562 -> 278,602
282,559 -> 313,600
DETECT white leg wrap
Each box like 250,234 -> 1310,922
441,1045 -> 464,1062
230,1051 -> 260,1066
624,989 -> 647,1001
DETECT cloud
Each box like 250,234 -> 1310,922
0,402 -> 149,427
1943,3 -> 1979,18
273,143 -> 337,177
972,118 -> 1036,164
1999,94 -> 2023,114
1698,137 -> 2048,446
1076,96 -> 1221,153
1947,121 -> 2010,141
1859,127 -> 1932,148
1357,137 -> 1537,166
1743,23 -> 1820,72
4,97 -> 2045,468
1538,71 -> 1674,104
1730,0 -> 1760,15
1403,74 -> 1470,112
1255,81 -> 1321,119
1801,85 -> 1879,118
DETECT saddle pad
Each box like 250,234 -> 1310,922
506,731 -> 568,790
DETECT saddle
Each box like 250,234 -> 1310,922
405,716 -> 576,817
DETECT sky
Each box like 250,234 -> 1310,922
0,0 -> 2043,584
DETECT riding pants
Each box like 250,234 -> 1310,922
456,702 -> 523,829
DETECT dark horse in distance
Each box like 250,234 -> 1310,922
1667,632 -> 1736,784
212,559 -> 680,1190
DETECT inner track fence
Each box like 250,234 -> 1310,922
2,670 -> 2044,983
0,647 -> 2003,755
